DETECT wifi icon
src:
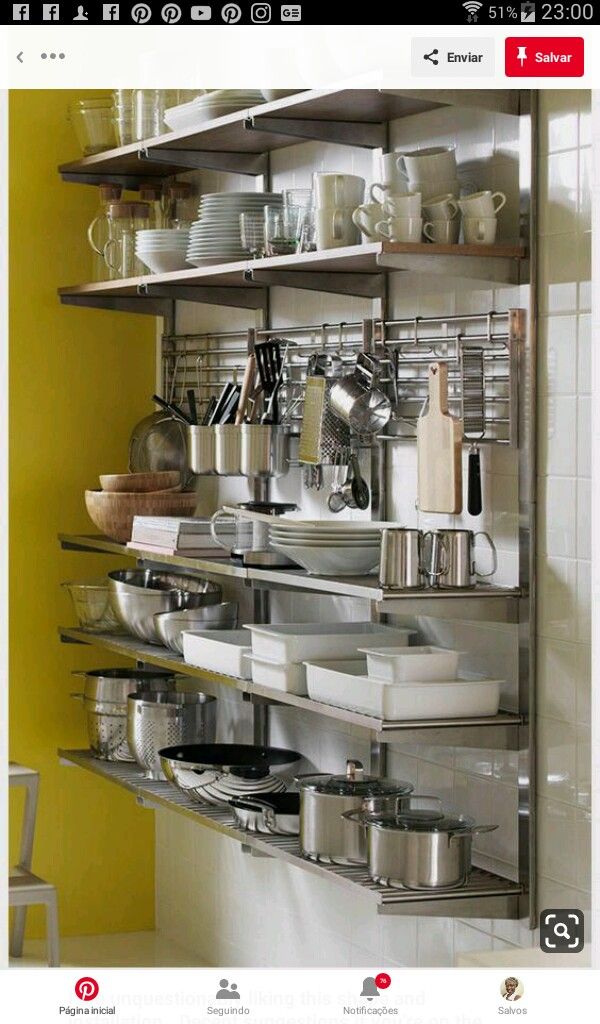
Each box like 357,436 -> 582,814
463,0 -> 483,20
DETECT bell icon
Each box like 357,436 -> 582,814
360,977 -> 380,1000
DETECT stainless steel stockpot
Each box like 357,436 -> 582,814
127,691 -> 217,780
296,759 -> 414,866
345,808 -> 497,890
229,793 -> 300,835
73,667 -> 175,704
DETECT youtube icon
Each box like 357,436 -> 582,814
505,37 -> 584,77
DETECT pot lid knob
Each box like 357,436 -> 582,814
346,759 -> 364,780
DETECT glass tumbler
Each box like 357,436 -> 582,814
240,212 -> 267,259
103,202 -> 151,279
264,205 -> 303,257
68,97 -> 117,155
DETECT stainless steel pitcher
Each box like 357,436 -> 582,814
379,528 -> 425,590
425,529 -> 497,589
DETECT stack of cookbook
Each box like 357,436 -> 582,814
127,517 -> 233,558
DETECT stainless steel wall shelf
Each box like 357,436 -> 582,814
57,750 -> 522,920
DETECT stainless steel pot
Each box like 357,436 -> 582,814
240,424 -> 287,479
127,691 -> 217,780
345,807 -> 497,890
296,759 -> 414,866
229,793 -> 300,835
187,424 -> 216,475
154,602 -> 239,653
73,667 -> 175,703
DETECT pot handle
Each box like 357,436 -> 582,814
70,692 -> 85,702
293,772 -> 330,783
448,823 -> 498,843
341,809 -> 367,824
405,794 -> 443,812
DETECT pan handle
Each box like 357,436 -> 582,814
448,823 -> 498,843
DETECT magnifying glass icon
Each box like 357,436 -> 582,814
554,922 -> 571,940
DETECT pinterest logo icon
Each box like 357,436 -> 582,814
75,977 -> 99,1001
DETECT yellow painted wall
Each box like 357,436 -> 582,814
9,91 -> 157,938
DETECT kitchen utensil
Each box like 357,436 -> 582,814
296,759 -> 414,866
182,630 -> 253,679
397,146 -> 457,183
313,174 -> 365,208
151,394 -> 192,425
187,425 -> 216,475
370,152 -> 410,204
461,348 -> 485,517
348,453 -> 369,510
159,743 -> 301,806
298,372 -> 350,466
305,660 -> 501,719
214,424 -> 241,475
327,450 -> 346,513
264,205 -> 304,256
135,228 -> 191,274
424,529 -> 497,589
139,185 -> 167,230
268,541 -> 380,576
62,579 -> 125,634
68,97 -> 117,155
202,397 -> 217,426
99,471 -> 181,493
240,424 -> 287,478
329,354 -> 392,435
462,217 -> 498,245
109,568 -> 220,598
344,806 -> 497,890
352,203 -> 384,241
84,489 -> 197,544
458,190 -> 506,218
235,354 -> 257,425
154,603 -> 239,654
113,89 -> 133,146
423,219 -> 460,244
229,793 -> 300,835
261,344 -> 289,426
103,202 -> 151,279
211,502 -> 296,567
248,655 -> 310,696
87,183 -> 123,281
128,411 -> 189,482
422,193 -> 460,221
378,528 -> 425,590
315,207 -> 360,249
108,569 -> 220,643
72,667 -> 175,704
132,89 -> 175,140
244,622 -> 412,663
77,697 -> 134,762
381,192 -> 422,217
417,362 -> 463,514
255,339 -> 284,424
164,180 -> 195,229
358,645 -> 461,683
128,691 -> 217,780
376,216 -> 423,243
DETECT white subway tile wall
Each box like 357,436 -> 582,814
155,90 -> 591,967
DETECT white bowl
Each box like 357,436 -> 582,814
269,541 -> 380,576
357,645 -> 462,683
138,252 -> 191,274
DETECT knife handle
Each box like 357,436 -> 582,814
467,445 -> 482,517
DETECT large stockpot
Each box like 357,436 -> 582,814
344,807 -> 497,890
296,759 -> 414,866
127,691 -> 217,780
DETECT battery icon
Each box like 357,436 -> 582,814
521,2 -> 536,20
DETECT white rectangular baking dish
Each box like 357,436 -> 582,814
243,622 -> 414,664
248,655 -> 308,695
182,629 -> 252,679
304,660 -> 502,720
358,645 -> 461,683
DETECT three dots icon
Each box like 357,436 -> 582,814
41,52 -> 66,59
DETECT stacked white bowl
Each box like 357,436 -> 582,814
268,521 -> 383,576
135,228 -> 191,274
186,191 -> 282,267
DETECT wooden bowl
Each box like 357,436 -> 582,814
85,489 -> 198,544
99,471 -> 181,493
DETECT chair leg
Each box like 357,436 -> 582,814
46,892 -> 60,968
9,907 -> 27,959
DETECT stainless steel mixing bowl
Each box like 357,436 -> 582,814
108,569 -> 222,644
154,603 -> 239,654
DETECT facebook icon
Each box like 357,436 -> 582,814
43,3 -> 60,17
13,4 -> 30,18
103,2 -> 120,17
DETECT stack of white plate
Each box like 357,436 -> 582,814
268,521 -> 383,576
164,90 -> 265,132
186,192 -> 282,267
135,228 -> 190,274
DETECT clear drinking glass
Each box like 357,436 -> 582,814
283,187 -> 313,210
298,208 -> 317,253
113,89 -> 133,146
264,205 -> 303,257
240,212 -> 267,259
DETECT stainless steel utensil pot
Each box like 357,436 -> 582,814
240,424 -> 287,479
128,691 -> 217,780
187,425 -> 216,475
379,528 -> 425,590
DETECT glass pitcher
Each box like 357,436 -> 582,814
87,183 -> 122,281
103,202 -> 151,279
140,185 -> 167,229
163,181 -> 195,230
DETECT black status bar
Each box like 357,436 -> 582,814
5,2 -> 600,27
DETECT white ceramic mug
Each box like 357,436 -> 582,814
422,193 -> 459,221
458,190 -> 506,218
382,191 -> 422,218
370,152 -> 408,203
316,206 -> 360,249
352,202 -> 384,240
463,216 -> 497,244
408,177 -> 461,202
423,219 -> 460,244
313,173 -> 365,209
398,146 -> 457,182
375,216 -> 423,244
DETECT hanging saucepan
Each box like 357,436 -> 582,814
159,743 -> 301,806
329,353 -> 392,434
342,807 -> 498,890
229,792 -> 300,835
295,758 -> 415,866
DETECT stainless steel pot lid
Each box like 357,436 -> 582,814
372,810 -> 474,833
296,759 -> 413,798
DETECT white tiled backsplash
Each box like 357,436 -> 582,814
154,90 -> 591,967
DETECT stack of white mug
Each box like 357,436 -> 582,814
313,173 -> 365,250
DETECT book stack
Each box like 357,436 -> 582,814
127,517 -> 234,558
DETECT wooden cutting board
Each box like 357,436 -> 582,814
417,362 -> 463,514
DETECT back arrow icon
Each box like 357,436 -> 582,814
17,52 -> 23,63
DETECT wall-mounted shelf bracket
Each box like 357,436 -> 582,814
245,268 -> 386,298
139,146 -> 269,177
137,282 -> 267,310
245,115 -> 387,150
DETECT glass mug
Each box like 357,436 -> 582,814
103,202 -> 150,279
